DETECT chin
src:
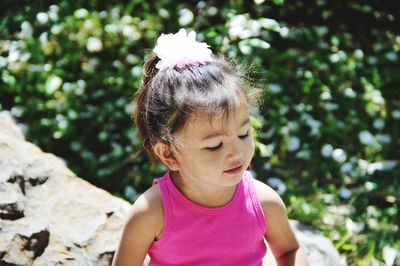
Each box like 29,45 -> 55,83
222,170 -> 244,186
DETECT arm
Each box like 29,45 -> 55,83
112,185 -> 163,266
254,180 -> 309,266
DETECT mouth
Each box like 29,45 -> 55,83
224,165 -> 243,174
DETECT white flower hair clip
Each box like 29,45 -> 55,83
153,28 -> 213,70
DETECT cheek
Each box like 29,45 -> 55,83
245,137 -> 255,158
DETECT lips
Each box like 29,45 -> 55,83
224,165 -> 243,174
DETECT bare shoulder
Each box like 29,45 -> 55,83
252,179 -> 287,218
112,185 -> 164,266
124,184 -> 164,239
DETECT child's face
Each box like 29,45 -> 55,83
172,104 -> 255,187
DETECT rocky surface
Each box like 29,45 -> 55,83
0,111 -> 344,265
0,112 -> 131,265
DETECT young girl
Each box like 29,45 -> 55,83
112,29 -> 308,266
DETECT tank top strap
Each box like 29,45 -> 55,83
152,172 -> 173,247
243,171 -> 268,235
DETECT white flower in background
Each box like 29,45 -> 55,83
43,63 -> 51,72
36,12 -> 49,24
207,7 -> 218,16
56,114 -> 67,129
82,57 -> 99,72
295,103 -> 306,112
49,5 -> 59,21
258,142 -> 274,158
263,162 -> 272,171
383,246 -> 398,266
17,123 -> 28,135
321,144 -> 334,157
296,149 -> 311,159
340,162 -> 353,173
45,75 -> 62,95
83,19 -> 95,31
320,91 -> 332,100
323,102 -> 339,111
258,18 -> 280,31
254,0 -> 266,4
86,37 -> 103,52
279,27 -> 289,38
99,10 -> 107,18
344,87 -> 356,98
20,21 -> 33,38
268,83 -> 282,94
323,194 -> 335,204
354,49 -> 364,59
267,177 -> 286,195
122,25 -> 140,40
358,159 -> 369,174
39,32 -> 48,46
51,24 -> 63,35
385,51 -> 398,62
62,82 -> 72,93
10,107 -> 24,117
74,8 -> 89,19
124,185 -> 138,201
178,8 -> 194,26
158,8 -> 170,19
330,53 -> 340,63
358,130 -> 376,146
373,118 -> 385,129
0,57 -> 6,68
153,29 -> 212,70
303,114 -> 321,136
370,90 -> 385,105
125,103 -> 134,115
7,50 -> 19,62
376,134 -> 391,144
358,159 -> 397,175
49,5 -> 59,14
228,15 -> 247,39
339,187 -> 352,199
287,136 -> 301,152
364,181 -> 374,191
131,66 -> 142,77
392,110 -> 400,119
345,217 -> 360,233
332,148 -> 347,163
288,121 -> 299,131
105,24 -> 118,33
196,1 -> 206,9
279,106 -> 289,115
368,161 -> 397,174
228,14 -> 261,39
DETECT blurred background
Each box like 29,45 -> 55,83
0,0 -> 399,264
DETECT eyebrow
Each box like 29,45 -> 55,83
201,117 -> 250,141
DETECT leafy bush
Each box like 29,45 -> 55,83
1,0 -> 399,264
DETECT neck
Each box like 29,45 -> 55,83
169,171 -> 237,208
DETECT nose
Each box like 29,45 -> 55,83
226,139 -> 244,163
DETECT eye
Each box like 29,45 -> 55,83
206,143 -> 222,151
239,130 -> 250,139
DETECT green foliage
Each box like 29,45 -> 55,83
1,0 -> 399,264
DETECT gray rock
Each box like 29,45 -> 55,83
289,220 -> 344,266
0,112 -> 131,265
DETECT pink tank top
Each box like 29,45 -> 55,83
148,170 -> 268,266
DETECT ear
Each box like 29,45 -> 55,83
153,141 -> 179,171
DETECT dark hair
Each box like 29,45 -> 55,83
133,52 -> 260,164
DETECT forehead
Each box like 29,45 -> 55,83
182,104 -> 249,137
